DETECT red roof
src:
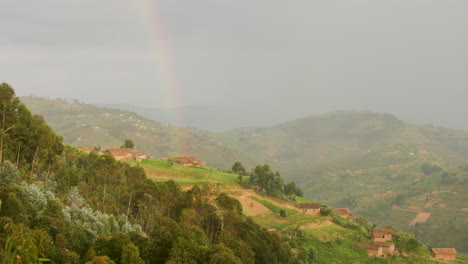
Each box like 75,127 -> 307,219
106,148 -> 133,156
296,203 -> 321,209
431,248 -> 457,255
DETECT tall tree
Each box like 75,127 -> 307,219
121,139 -> 134,149
231,162 -> 246,174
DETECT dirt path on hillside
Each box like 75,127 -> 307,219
222,187 -> 300,216
410,212 -> 431,226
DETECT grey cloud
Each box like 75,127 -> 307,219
1,0 -> 467,128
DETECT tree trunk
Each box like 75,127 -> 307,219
16,145 -> 20,168
31,146 -> 39,179
126,193 -> 132,221
103,183 -> 107,214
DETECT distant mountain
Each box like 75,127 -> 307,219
96,103 -> 314,132
98,102 -> 468,133
220,111 -> 468,256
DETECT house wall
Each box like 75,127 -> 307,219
303,208 -> 321,216
382,245 -> 395,255
374,234 -> 392,242
436,254 -> 456,261
367,248 -> 382,257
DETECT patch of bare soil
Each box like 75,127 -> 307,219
300,220 -> 333,229
410,212 -> 431,226
234,195 -> 270,216
461,208 -> 468,212
438,203 -> 447,208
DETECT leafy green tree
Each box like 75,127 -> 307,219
216,193 -> 242,215
253,164 -> 284,196
167,157 -> 174,167
0,219 -> 53,263
0,161 -> 20,184
209,244 -> 243,264
121,243 -> 145,264
279,209 -> 287,217
121,139 -> 134,149
232,162 -> 246,175
420,164 -> 442,176
85,256 -> 116,264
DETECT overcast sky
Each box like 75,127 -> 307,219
1,0 -> 467,128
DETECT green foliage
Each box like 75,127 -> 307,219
0,219 -> 53,264
121,243 -> 144,264
0,83 -> 63,175
167,157 -> 174,167
420,164 -> 442,176
121,139 -> 134,149
231,161 -> 246,175
279,209 -> 286,217
0,90 -> 443,263
0,161 -> 20,184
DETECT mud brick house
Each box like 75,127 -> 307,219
296,203 -> 321,216
372,229 -> 393,242
172,156 -> 206,167
365,242 -> 395,257
105,148 -> 134,161
133,152 -> 148,161
430,248 -> 457,261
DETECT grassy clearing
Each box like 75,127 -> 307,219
250,196 -> 297,214
306,224 -> 354,241
138,159 -> 248,185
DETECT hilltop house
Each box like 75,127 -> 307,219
105,148 -> 134,161
172,156 -> 206,167
365,242 -> 395,257
333,208 -> 352,219
104,148 -> 148,161
133,152 -> 148,161
296,203 -> 321,216
431,248 -> 457,261
372,229 -> 393,242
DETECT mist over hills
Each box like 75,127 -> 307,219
98,102 -> 468,133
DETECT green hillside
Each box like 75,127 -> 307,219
20,97 -> 258,169
223,111 -> 468,258
134,158 -> 443,263
20,96 -> 468,260
0,85 -> 444,263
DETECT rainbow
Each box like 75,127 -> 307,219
135,0 -> 189,156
